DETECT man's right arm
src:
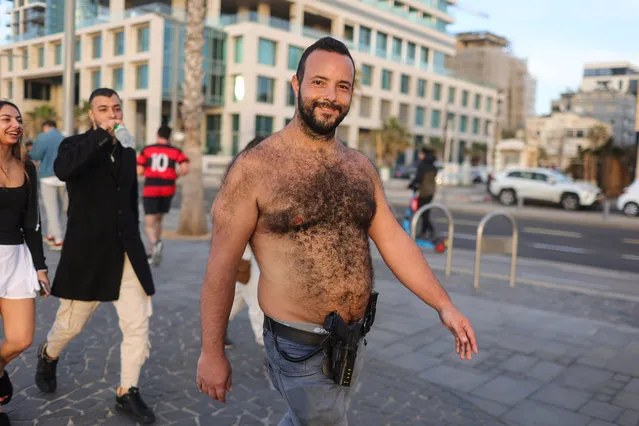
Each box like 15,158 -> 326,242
54,128 -> 112,181
200,156 -> 259,356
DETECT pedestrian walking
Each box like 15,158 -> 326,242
196,37 -> 478,425
35,88 -> 156,424
0,100 -> 50,426
29,120 -> 67,250
136,125 -> 189,266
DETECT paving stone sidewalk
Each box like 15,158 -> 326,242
1,240 -> 504,425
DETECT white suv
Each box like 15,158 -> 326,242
489,168 -> 602,210
617,181 -> 639,217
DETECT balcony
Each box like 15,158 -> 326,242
360,0 -> 449,34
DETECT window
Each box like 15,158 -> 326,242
359,26 -> 371,52
400,74 -> 410,94
91,69 -> 101,90
286,82 -> 295,106
507,171 -> 522,179
258,38 -> 277,66
7,81 -> 12,99
361,64 -> 372,86
231,114 -> 240,155
344,25 -> 354,42
433,83 -> 441,101
55,44 -> 62,65
415,106 -> 425,126
92,35 -> 102,59
114,31 -> 124,56
360,95 -> 372,118
472,117 -> 479,135
232,75 -> 244,102
462,90 -> 469,107
376,31 -> 388,58
206,114 -> 222,154
76,39 -> 81,62
288,45 -> 303,70
420,46 -> 429,69
460,115 -> 468,133
532,172 -> 548,182
417,79 -> 426,98
255,115 -> 273,138
431,110 -> 441,129
7,55 -> 12,72
112,67 -> 123,91
448,87 -> 456,104
137,26 -> 150,52
257,76 -> 274,104
136,64 -> 149,89
406,42 -> 416,65
434,51 -> 446,73
382,69 -> 392,90
391,37 -> 402,61
447,112 -> 455,129
22,50 -> 28,69
474,94 -> 481,110
38,47 -> 44,67
234,36 -> 243,63
486,96 -> 493,113
380,100 -> 391,121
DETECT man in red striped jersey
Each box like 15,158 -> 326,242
136,126 -> 189,265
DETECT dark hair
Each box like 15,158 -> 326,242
223,136 -> 267,178
89,88 -> 121,106
157,125 -> 172,140
42,120 -> 57,129
421,147 -> 433,156
296,37 -> 356,84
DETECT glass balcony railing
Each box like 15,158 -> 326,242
360,0 -> 449,34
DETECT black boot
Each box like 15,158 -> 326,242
35,344 -> 57,393
115,387 -> 155,424
0,412 -> 10,426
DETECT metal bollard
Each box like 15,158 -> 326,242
517,195 -> 524,210
603,199 -> 610,221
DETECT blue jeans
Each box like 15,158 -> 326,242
263,328 -> 364,426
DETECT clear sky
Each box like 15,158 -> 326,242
449,0 -> 639,115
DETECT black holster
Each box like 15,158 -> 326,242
322,291 -> 378,386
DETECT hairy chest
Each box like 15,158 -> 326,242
259,162 -> 377,236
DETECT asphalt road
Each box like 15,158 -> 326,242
171,187 -> 639,274
410,209 -> 639,273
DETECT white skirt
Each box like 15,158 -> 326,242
0,243 -> 40,299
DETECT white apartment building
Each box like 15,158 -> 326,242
1,0 -> 500,165
581,62 -> 639,95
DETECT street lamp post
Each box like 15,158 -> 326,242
62,0 -> 76,136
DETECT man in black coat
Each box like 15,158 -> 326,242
409,147 -> 439,239
34,88 -> 155,424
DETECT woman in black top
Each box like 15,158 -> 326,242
0,100 -> 49,424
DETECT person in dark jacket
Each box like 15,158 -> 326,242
409,147 -> 438,239
0,100 -> 49,426
34,88 -> 156,425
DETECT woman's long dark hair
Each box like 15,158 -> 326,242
0,100 -> 28,174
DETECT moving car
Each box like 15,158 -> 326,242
617,181 -> 639,217
489,167 -> 602,210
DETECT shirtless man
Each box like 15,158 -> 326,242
197,37 -> 478,425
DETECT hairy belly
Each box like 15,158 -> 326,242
255,230 -> 374,324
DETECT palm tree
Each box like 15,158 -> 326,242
374,117 -> 411,168
585,124 -> 609,183
74,101 -> 91,133
177,0 -> 208,236
26,104 -> 57,137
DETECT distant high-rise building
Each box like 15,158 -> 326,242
581,62 -> 639,95
447,31 -> 537,134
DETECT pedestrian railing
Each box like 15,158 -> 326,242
410,203 -> 454,277
473,211 -> 519,289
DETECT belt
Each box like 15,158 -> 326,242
264,316 -> 328,347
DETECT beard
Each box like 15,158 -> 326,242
297,90 -> 349,139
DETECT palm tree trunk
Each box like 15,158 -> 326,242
177,0 -> 208,236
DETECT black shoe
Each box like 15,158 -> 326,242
35,344 -> 57,393
0,412 -> 10,426
115,387 -> 155,424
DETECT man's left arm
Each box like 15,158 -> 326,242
131,151 -> 141,228
364,158 -> 478,360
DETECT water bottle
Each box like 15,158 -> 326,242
114,124 -> 135,149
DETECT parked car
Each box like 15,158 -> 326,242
489,167 -> 603,210
617,181 -> 639,217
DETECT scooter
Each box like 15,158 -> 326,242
402,194 -> 447,253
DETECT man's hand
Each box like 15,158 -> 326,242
439,304 -> 478,360
99,119 -> 122,138
196,352 -> 232,403
37,270 -> 51,297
